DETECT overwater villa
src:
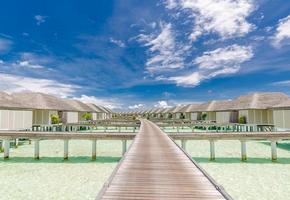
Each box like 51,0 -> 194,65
86,103 -> 108,120
11,92 -> 74,126
64,99 -> 95,123
228,92 -> 289,125
0,91 -> 112,131
171,105 -> 187,119
0,92 -> 33,130
272,99 -> 290,130
212,100 -> 238,123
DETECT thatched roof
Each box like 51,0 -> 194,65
171,105 -> 187,113
149,108 -> 159,114
187,103 -> 203,112
272,98 -> 290,109
0,91 -> 30,110
103,107 -> 113,113
97,106 -> 110,113
11,92 -> 75,111
86,103 -> 104,112
155,108 -> 166,114
229,92 -> 289,110
65,100 -> 95,112
162,107 -> 173,113
210,100 -> 234,111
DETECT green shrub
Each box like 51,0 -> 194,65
201,113 -> 207,120
239,116 -> 247,124
82,112 -> 92,121
51,114 -> 61,124
180,113 -> 185,119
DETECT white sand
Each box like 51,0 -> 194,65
181,140 -> 290,200
1,139 -> 290,200
0,140 -> 127,200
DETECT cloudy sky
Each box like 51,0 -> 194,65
0,0 -> 290,110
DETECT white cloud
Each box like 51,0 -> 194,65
167,44 -> 253,86
165,0 -> 255,41
128,104 -> 144,109
35,15 -> 47,26
154,100 -> 172,108
0,73 -> 78,98
74,95 -> 123,110
137,22 -> 189,72
194,44 -> 253,70
271,80 -> 290,86
169,72 -> 203,86
18,60 -> 44,69
109,38 -> 126,47
272,15 -> 290,47
0,38 -> 13,53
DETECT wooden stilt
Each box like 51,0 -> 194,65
64,140 -> 69,160
34,139 -> 40,159
92,140 -> 97,160
122,140 -> 127,156
240,140 -> 247,161
209,140 -> 215,161
271,140 -> 277,161
4,139 -> 10,159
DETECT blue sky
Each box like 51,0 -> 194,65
0,0 -> 290,110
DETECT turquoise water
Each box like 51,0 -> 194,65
0,139 -> 289,199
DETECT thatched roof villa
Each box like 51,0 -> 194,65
272,99 -> 290,130
11,92 -> 74,126
229,92 -> 289,125
0,92 -> 33,130
86,103 -> 107,120
64,100 -> 95,123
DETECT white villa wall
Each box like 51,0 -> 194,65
190,113 -> 198,120
33,110 -> 57,125
92,113 -> 97,120
216,112 -> 231,123
273,109 -> 290,129
0,110 -> 32,130
206,112 -> 216,121
63,112 -> 79,123
216,111 -> 239,123
239,109 -> 272,124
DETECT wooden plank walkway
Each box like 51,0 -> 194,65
97,119 -> 232,199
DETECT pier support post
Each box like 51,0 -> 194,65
122,140 -> 127,156
240,140 -> 247,161
209,140 -> 215,161
92,140 -> 97,160
181,140 -> 187,151
64,140 -> 69,160
271,140 -> 277,161
15,139 -> 19,148
4,139 -> 10,159
34,139 -> 40,159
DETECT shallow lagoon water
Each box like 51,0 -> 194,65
0,138 -> 290,200
0,140 -> 124,200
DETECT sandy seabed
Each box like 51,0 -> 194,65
1,138 -> 290,200
0,140 -> 124,200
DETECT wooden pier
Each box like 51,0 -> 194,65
97,119 -> 232,199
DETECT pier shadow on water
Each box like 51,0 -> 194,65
0,156 -> 121,164
193,157 -> 290,164
260,141 -> 290,152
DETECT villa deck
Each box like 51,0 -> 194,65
96,119 -> 231,199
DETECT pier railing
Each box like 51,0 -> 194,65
0,130 -> 290,161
